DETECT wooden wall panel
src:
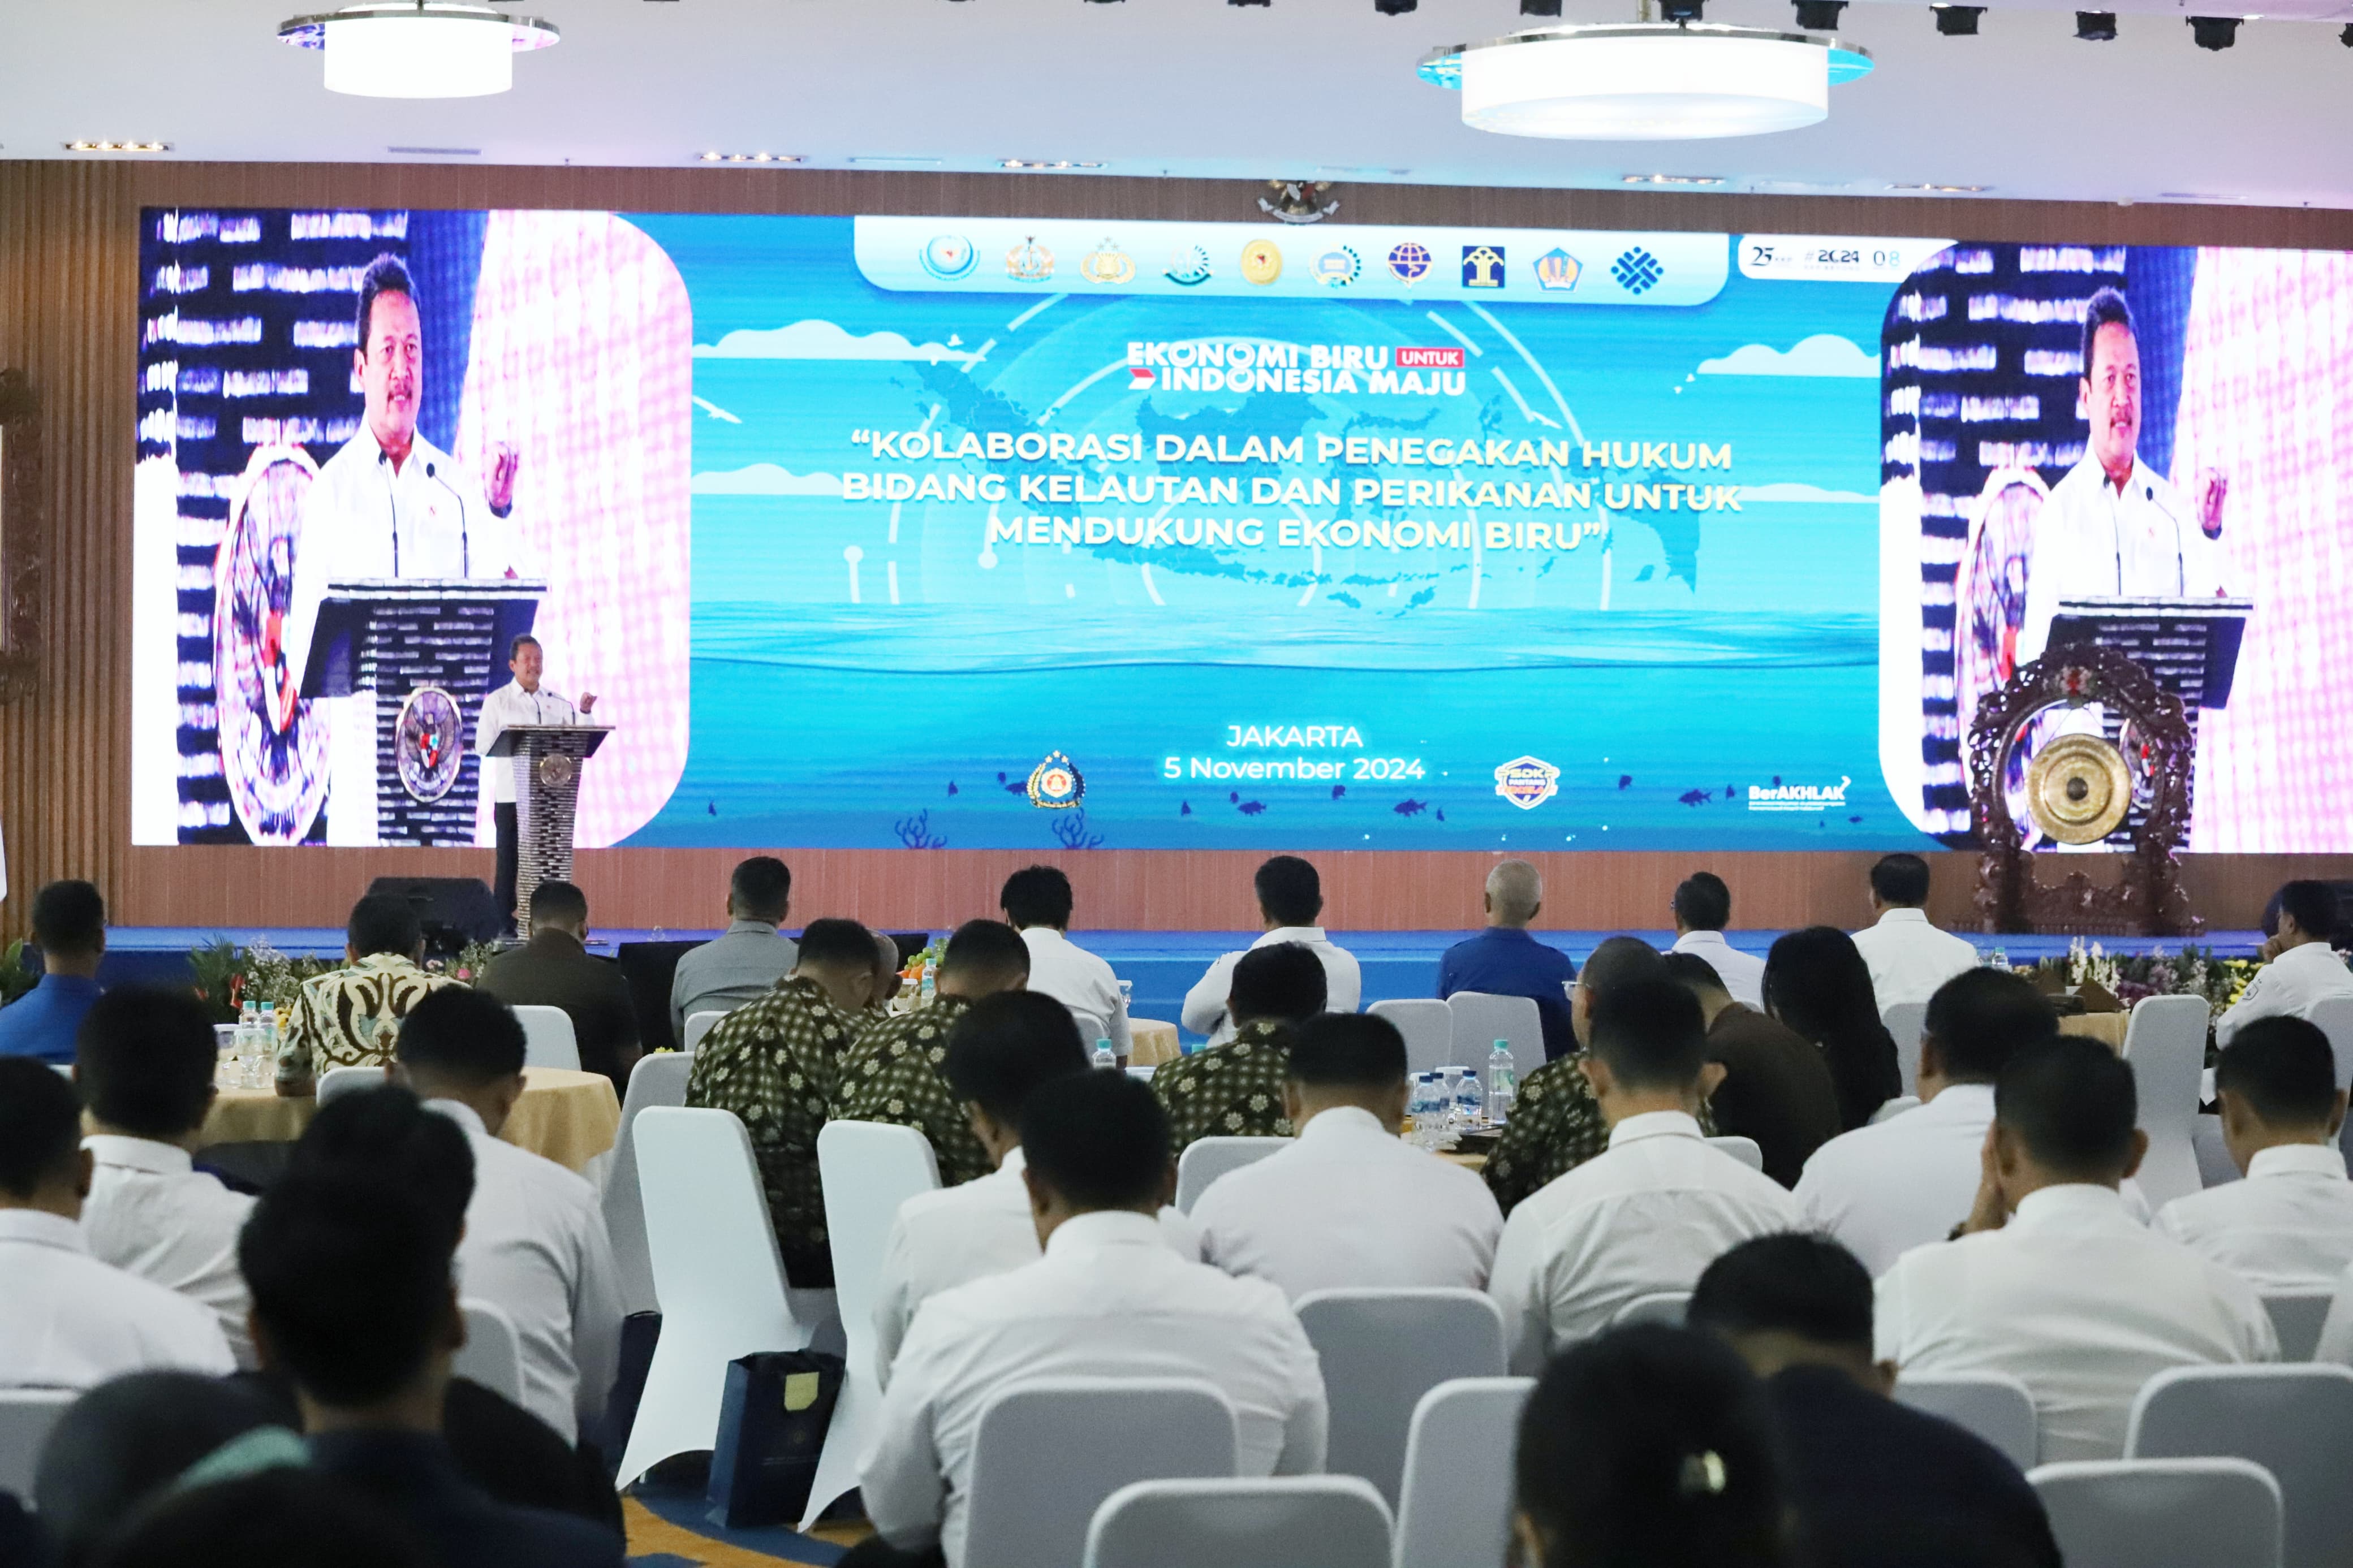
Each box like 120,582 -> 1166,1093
5,159 -> 2350,935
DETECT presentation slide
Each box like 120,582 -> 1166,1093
128,210 -> 2353,854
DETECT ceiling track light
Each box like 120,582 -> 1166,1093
1374,0 -> 1418,12
1227,0 -> 1268,6
277,2 -> 558,97
1932,5 -> 1983,34
1889,180 -> 1989,192
1521,0 -> 1563,14
1622,171 -> 1726,184
1792,0 -> 1845,27
696,150 -> 802,164
1661,0 -> 1704,20
65,140 -> 172,153
999,158 -> 1106,170
2187,14 -> 2238,47
2074,9 -> 2116,37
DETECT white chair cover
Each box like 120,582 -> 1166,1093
1445,992 -> 1544,1081
512,1004 -> 581,1072
454,1297 -> 525,1406
1071,1010 -> 1112,1052
1086,1476 -> 1394,1568
1175,1135 -> 1284,1213
1705,1135 -> 1764,1172
614,1106 -> 837,1486
2263,1290 -> 2335,1362
2124,994 -> 2210,1210
1610,1291 -> 1691,1329
1882,1000 -> 1929,1098
602,1051 -> 696,1315
1392,1377 -> 1533,1568
316,1063 -> 389,1105
1367,1000 -> 1454,1077
962,1376 -> 1238,1568
2029,1458 -> 2281,1568
2127,1362 -> 2353,1568
682,1009 -> 727,1052
1292,1288 -> 1506,1506
1895,1371 -> 2040,1471
2305,995 -> 2353,1163
0,1388 -> 75,1498
800,1120 -> 941,1530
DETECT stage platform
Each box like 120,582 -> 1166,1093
105,926 -> 2266,1046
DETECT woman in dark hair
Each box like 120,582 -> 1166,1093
1764,926 -> 1903,1131
1514,1325 -> 1793,1568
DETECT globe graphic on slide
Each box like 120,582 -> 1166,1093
1388,242 -> 1432,282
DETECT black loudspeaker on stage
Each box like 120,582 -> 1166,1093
365,876 -> 509,953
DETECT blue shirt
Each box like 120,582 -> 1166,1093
0,973 -> 101,1064
1437,927 -> 1579,1061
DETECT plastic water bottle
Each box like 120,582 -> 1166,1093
919,958 -> 937,1004
1093,1036 -> 1118,1070
1408,1074 -> 1440,1145
1455,1070 -> 1483,1126
1488,1039 -> 1518,1122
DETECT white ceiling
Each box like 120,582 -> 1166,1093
6,0 -> 2353,209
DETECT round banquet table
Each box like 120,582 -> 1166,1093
199,1066 -> 623,1173
2058,1012 -> 2131,1051
1129,1018 -> 1182,1067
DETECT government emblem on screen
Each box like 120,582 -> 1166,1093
1387,242 -> 1432,282
1610,247 -> 1664,294
1535,248 -> 1581,292
1462,244 -> 1506,289
920,234 -> 977,281
1493,755 -> 1561,810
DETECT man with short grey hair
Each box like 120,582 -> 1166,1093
1438,859 -> 1578,1060
670,856 -> 799,1040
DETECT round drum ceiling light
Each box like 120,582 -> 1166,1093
1420,23 -> 1872,140
278,2 -> 559,97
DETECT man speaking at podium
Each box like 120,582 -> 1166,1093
2018,286 -> 2229,667
476,634 -> 596,932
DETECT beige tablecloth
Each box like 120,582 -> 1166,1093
2059,1012 -> 2131,1051
1130,1018 -> 1181,1067
200,1066 -> 622,1173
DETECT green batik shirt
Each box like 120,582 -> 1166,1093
684,974 -> 860,1285
830,994 -> 992,1188
1153,1020 -> 1295,1152
1482,1052 -> 1714,1215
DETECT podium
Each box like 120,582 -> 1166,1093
298,577 -> 544,846
487,724 -> 610,927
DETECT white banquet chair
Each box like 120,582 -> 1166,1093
1175,1135 -> 1283,1213
1293,1289 -> 1506,1506
0,1388 -> 76,1498
316,1063 -> 388,1105
681,1009 -> 727,1052
454,1297 -> 525,1406
1610,1291 -> 1691,1329
2127,1363 -> 2353,1568
1392,1377 -> 1533,1568
602,1050 -> 696,1313
2124,995 -> 2210,1209
512,1004 -> 581,1072
1087,1476 -> 1393,1568
2029,1458 -> 2281,1568
2306,995 -> 2353,1162
2264,1290 -> 2335,1362
801,1120 -> 941,1530
1445,992 -> 1544,1081
963,1377 -> 1238,1568
614,1107 -> 837,1486
1895,1371 -> 2040,1471
1882,1001 -> 1929,1098
1368,1001 -> 1453,1076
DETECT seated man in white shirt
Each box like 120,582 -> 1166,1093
1667,871 -> 1766,1009
2216,880 -> 2353,1046
75,986 -> 259,1365
1796,967 -> 2059,1277
1876,1035 -> 2277,1462
1848,853 -> 1980,1010
859,1069 -> 1327,1568
2154,1016 -> 2353,1289
1182,855 -> 1361,1046
1193,1011 -> 1502,1299
1487,977 -> 1800,1371
390,988 -> 624,1441
0,1057 -> 234,1388
1000,865 -> 1130,1059
872,991 -> 1200,1387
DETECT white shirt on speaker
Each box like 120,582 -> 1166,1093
473,680 -> 587,807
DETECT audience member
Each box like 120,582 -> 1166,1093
1689,1234 -> 2061,1568
1437,860 -> 1579,1060
1665,952 -> 1841,1189
476,880 -> 640,1086
1180,856 -> 1360,1044
1482,936 -> 1690,1213
75,987 -> 258,1364
2153,1015 -> 2353,1289
684,916 -> 878,1284
34,1370 -> 281,1568
668,856 -> 798,1039
1669,871 -> 1766,1008
835,919 -> 1032,1189
1153,940 -> 1325,1151
1512,1324 -> 1792,1568
1001,865 -> 1130,1058
1488,979 -> 1800,1370
872,992 -> 1199,1386
1193,1012 -> 1502,1298
238,1168 -> 626,1566
90,1467 -> 433,1568
1875,1035 -> 2276,1461
1848,854 -> 1980,1010
275,893 -> 459,1095
394,988 -> 623,1440
1795,968 -> 2058,1276
1763,927 -> 1901,1131
2217,879 -> 2353,1045
0,879 -> 108,1063
859,1070 -> 1326,1567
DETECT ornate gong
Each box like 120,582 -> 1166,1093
1968,643 -> 2199,936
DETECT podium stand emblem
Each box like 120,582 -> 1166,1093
1026,751 -> 1084,810
393,686 -> 465,804
536,752 -> 578,791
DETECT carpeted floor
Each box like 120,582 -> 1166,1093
623,1479 -> 865,1566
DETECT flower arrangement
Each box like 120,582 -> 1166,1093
426,939 -> 507,984
187,938 -> 337,1023
0,940 -> 36,1007
2036,940 -> 2252,1013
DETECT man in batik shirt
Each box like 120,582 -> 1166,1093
833,919 -> 1032,1189
687,918 -> 882,1285
275,895 -> 460,1095
1154,942 -> 1329,1152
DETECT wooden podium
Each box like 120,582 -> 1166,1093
487,723 -> 610,927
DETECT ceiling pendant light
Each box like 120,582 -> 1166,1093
1420,20 -> 1872,140
278,1 -> 559,97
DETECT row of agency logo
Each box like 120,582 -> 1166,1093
1493,758 -> 1854,814
853,218 -> 1732,308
